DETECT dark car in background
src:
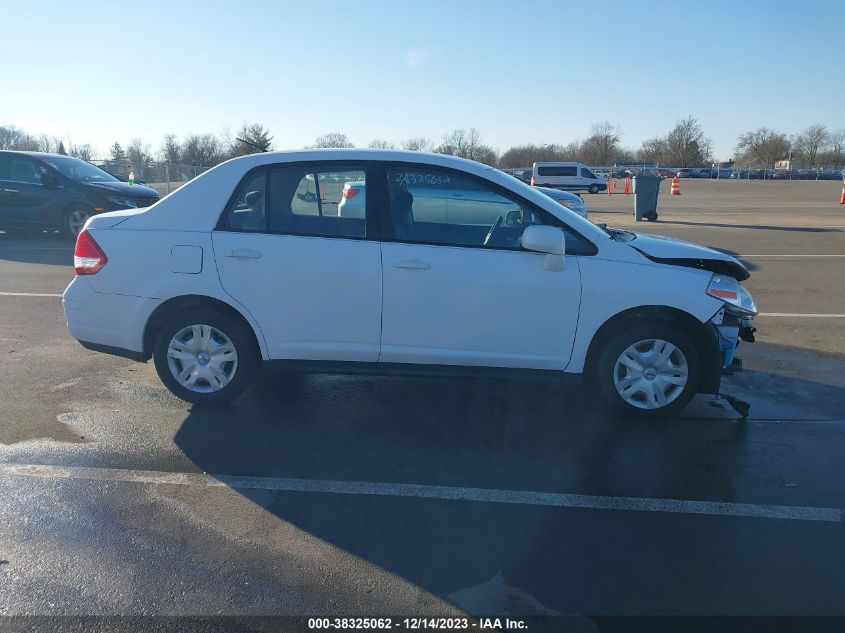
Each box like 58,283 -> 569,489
0,151 -> 160,238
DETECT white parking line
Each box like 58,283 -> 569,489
759,313 -> 845,318
0,463 -> 840,524
0,291 -> 62,297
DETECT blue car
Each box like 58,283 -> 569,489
0,151 -> 160,238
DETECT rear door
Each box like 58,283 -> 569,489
212,162 -> 382,361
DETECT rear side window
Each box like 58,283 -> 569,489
222,164 -> 367,239
537,165 -> 577,177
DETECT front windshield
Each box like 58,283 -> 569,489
42,156 -> 119,183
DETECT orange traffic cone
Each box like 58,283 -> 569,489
840,179 -> 845,204
624,177 -> 631,195
670,177 -> 682,195
608,178 -> 614,196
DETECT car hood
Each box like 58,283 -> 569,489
86,181 -> 159,197
628,232 -> 750,281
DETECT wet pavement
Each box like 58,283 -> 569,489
2,187 -> 845,618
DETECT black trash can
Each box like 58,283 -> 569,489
633,175 -> 661,221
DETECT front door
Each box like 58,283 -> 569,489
379,165 -> 585,370
213,163 -> 382,362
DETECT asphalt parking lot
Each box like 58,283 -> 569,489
1,179 -> 845,619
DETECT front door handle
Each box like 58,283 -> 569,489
226,248 -> 262,259
3,188 -> 19,193
393,259 -> 430,270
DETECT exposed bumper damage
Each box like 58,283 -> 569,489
710,307 -> 756,376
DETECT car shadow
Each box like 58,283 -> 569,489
0,231 -> 73,266
170,363 -> 845,614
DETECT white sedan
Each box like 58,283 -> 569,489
63,149 -> 757,416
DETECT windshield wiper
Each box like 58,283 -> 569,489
598,224 -> 636,242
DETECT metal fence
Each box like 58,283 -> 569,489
90,160 -> 212,196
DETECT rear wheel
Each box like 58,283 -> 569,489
153,308 -> 259,404
61,205 -> 92,239
589,184 -> 600,194
594,321 -> 700,417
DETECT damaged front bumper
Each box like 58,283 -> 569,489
710,307 -> 756,375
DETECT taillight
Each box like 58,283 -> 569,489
74,230 -> 107,275
342,187 -> 360,200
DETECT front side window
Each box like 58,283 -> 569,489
222,164 -> 367,238
386,166 -> 548,249
581,167 -> 597,179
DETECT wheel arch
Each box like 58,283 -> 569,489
142,294 -> 264,363
583,305 -> 721,394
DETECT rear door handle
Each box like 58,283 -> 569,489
3,188 -> 19,193
226,248 -> 262,259
393,259 -> 430,270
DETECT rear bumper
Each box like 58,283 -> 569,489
63,277 -> 160,358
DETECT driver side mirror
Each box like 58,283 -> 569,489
522,225 -> 565,255
522,225 -> 566,272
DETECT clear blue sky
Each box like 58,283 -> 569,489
1,0 -> 843,160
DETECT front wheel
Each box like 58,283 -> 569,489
594,321 -> 700,417
588,184 -> 600,194
153,308 -> 258,404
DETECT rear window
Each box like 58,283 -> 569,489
537,165 -> 577,177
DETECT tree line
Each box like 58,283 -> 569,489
2,118 -> 843,170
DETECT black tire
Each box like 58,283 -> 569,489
589,184 -> 600,194
61,205 -> 93,240
153,308 -> 259,405
593,320 -> 701,418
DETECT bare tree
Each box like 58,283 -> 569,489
401,137 -> 433,151
665,117 -> 712,167
181,134 -> 224,166
68,143 -> 94,162
825,129 -> 845,164
735,128 -> 791,167
126,138 -> 153,170
161,134 -> 182,164
578,121 -> 621,165
794,124 -> 830,166
636,136 -> 669,164
498,142 -> 578,168
435,128 -> 498,165
312,132 -> 354,148
368,139 -> 395,149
